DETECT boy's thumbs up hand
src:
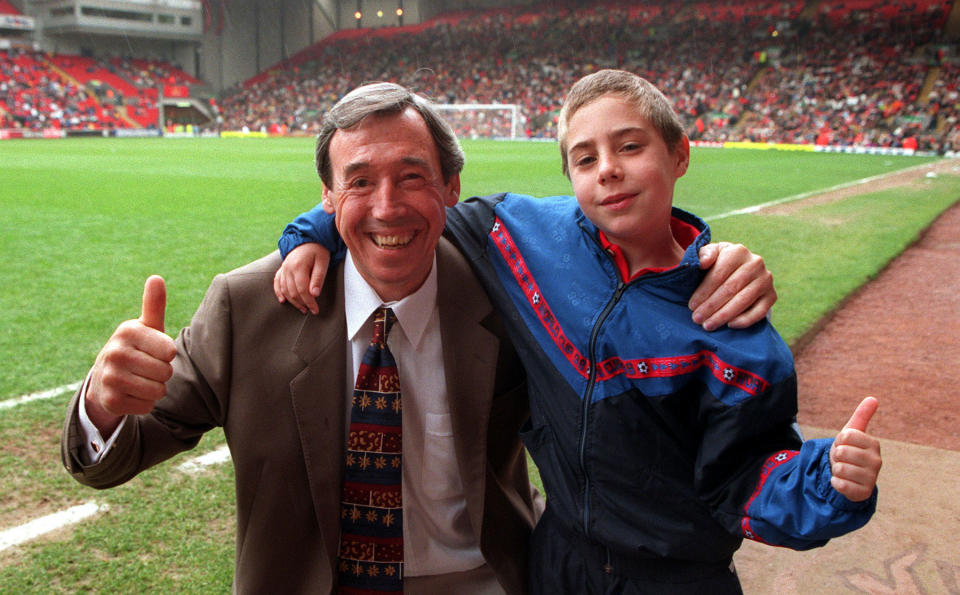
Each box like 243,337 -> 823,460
843,395 -> 878,433
829,397 -> 882,502
86,276 -> 178,434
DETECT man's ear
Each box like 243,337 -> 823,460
321,185 -> 336,214
445,174 -> 461,207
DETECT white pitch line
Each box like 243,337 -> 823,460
0,381 -> 82,411
0,447 -> 230,554
0,501 -> 106,552
177,444 -> 232,474
705,162 -> 939,222
0,444 -> 230,553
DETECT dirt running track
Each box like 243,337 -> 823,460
735,159 -> 960,594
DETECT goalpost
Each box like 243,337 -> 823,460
434,104 -> 522,140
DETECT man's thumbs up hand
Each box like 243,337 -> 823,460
140,275 -> 167,332
86,276 -> 177,434
830,397 -> 882,502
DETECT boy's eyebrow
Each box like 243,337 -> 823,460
612,125 -> 649,138
567,138 -> 595,154
567,126 -> 650,153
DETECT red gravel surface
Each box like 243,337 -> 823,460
790,192 -> 960,451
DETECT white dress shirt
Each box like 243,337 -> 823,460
343,252 -> 484,576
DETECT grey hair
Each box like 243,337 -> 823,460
315,82 -> 465,188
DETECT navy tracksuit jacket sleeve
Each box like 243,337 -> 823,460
695,370 -> 876,549
277,202 -> 346,262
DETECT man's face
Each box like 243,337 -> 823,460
322,108 -> 460,302
565,94 -> 689,252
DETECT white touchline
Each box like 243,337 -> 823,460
178,445 -> 232,474
706,162 -> 939,222
0,382 -> 82,411
0,501 -> 106,552
0,447 -> 231,553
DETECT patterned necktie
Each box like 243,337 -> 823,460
338,307 -> 403,593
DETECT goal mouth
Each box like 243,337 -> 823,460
434,103 -> 521,140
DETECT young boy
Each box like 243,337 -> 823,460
276,70 -> 881,593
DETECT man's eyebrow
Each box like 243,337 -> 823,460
401,156 -> 431,169
341,156 -> 431,177
342,161 -> 370,178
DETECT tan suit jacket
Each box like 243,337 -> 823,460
62,240 -> 540,593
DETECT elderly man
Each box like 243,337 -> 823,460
63,82 -> 775,594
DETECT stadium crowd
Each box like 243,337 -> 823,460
2,0 -> 958,152
217,0 -> 957,152
0,49 -> 196,131
0,48 -> 113,131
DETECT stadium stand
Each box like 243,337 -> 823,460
0,49 -> 99,131
1,0 -> 958,151
1,48 -> 200,131
0,0 -> 21,15
213,0 -> 957,152
818,0 -> 950,28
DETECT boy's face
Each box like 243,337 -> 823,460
565,94 -> 689,250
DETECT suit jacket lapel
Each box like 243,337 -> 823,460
290,266 -> 348,566
435,238 -> 499,541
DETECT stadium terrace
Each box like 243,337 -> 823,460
1,0 -> 958,154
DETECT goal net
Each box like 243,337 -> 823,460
435,104 -> 522,140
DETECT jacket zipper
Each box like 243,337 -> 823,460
578,280 -> 627,541
575,217 -> 696,547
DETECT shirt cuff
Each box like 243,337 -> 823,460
77,375 -> 127,465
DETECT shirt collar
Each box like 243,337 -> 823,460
344,251 -> 438,349
598,216 -> 701,282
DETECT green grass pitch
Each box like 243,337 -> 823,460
0,137 -> 957,590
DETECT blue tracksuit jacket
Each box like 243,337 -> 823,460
279,192 -> 876,567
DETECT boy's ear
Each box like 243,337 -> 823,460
675,135 -> 691,178
321,185 -> 336,214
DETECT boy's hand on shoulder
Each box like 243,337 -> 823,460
830,397 -> 882,502
691,242 -> 776,331
273,243 -> 331,315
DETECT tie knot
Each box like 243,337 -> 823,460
371,307 -> 396,347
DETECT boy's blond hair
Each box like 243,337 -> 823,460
557,69 -> 686,177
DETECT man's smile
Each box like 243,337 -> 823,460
371,231 -> 416,248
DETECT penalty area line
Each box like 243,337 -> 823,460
0,446 -> 231,553
177,444 -> 232,474
0,501 -> 106,552
705,161 -> 939,222
0,381 -> 82,411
